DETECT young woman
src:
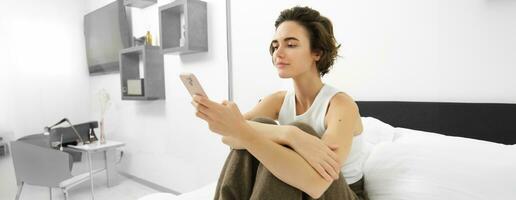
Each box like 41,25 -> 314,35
192,6 -> 367,200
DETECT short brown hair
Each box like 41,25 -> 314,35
270,6 -> 341,77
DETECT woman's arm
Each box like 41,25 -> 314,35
223,94 -> 360,199
223,120 -> 341,182
192,94 -> 357,198
221,120 -> 291,149
237,123 -> 332,199
222,91 -> 290,148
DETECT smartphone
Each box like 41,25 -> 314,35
179,73 -> 208,98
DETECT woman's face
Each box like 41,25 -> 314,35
271,21 -> 321,79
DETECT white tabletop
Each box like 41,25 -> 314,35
67,140 -> 125,152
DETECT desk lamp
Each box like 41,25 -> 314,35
43,118 -> 85,147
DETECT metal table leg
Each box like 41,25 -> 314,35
104,150 -> 110,187
87,151 -> 95,200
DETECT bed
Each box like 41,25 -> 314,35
357,101 -> 516,145
140,101 -> 516,200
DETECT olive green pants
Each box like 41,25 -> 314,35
214,117 -> 368,200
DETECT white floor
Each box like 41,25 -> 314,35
0,150 -> 171,200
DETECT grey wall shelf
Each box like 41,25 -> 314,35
124,0 -> 157,8
120,45 -> 165,100
159,0 -> 207,54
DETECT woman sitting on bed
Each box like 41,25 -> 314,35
192,6 -> 367,200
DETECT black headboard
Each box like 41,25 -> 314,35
356,101 -> 516,145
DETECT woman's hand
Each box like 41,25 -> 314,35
192,95 -> 247,138
221,136 -> 245,150
289,129 -> 341,182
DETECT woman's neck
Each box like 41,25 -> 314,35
292,72 -> 324,110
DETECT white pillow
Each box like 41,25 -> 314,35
360,117 -> 397,145
394,127 -> 445,140
363,128 -> 516,200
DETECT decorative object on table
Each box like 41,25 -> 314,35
0,137 -> 6,156
145,31 -> 153,46
87,121 -> 99,142
98,89 -> 111,144
86,121 -> 99,142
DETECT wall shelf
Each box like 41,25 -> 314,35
159,0 -> 207,54
119,45 -> 165,100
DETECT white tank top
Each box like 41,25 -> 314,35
278,84 -> 365,184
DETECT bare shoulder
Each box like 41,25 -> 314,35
272,90 -> 288,101
244,90 -> 287,120
329,92 -> 358,111
325,92 -> 362,134
260,90 -> 287,105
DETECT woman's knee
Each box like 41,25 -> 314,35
288,122 -> 319,138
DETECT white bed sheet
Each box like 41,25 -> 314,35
364,128 -> 516,200
170,182 -> 217,200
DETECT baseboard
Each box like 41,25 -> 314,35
118,172 -> 181,195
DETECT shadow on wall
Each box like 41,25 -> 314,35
179,52 -> 211,63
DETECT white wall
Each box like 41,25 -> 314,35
86,0 -> 230,193
0,0 -> 90,140
0,5 -> 12,135
232,0 -> 516,114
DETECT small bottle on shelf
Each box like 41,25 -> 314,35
145,31 -> 153,46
